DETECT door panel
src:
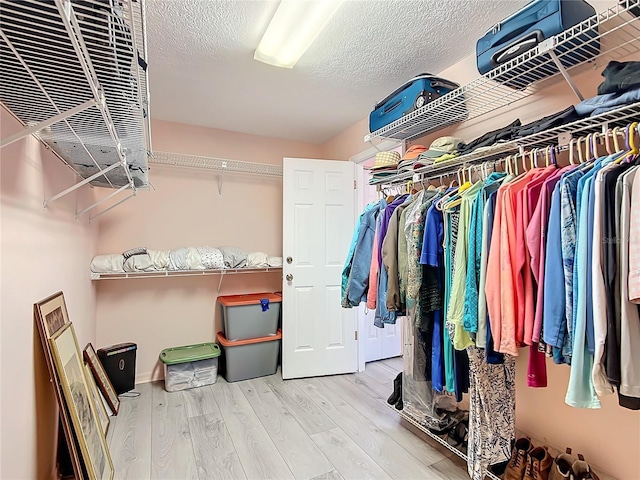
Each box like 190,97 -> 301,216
282,158 -> 357,379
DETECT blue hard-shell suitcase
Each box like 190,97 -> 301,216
369,74 -> 460,133
476,0 -> 598,84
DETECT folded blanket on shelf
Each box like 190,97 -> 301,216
148,250 -> 170,270
196,247 -> 225,269
124,254 -> 154,272
219,246 -> 247,268
268,256 -> 283,267
90,254 -> 125,273
169,247 -> 205,270
247,252 -> 269,267
91,246 -> 281,274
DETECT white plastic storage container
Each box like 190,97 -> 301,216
217,330 -> 281,382
159,342 -> 221,392
218,292 -> 281,341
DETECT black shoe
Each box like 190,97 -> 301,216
387,372 -> 402,405
395,396 -> 403,410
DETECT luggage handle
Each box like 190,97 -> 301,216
382,99 -> 403,114
430,80 -> 459,92
485,3 -> 552,38
492,31 -> 543,66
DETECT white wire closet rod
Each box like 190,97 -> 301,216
91,266 -> 283,280
0,0 -> 151,196
369,101 -> 640,187
151,151 -> 284,177
365,0 -> 640,143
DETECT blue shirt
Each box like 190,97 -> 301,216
543,182 -> 567,352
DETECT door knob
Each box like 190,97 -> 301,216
286,256 -> 293,264
286,274 -> 293,281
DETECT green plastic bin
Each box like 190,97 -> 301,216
159,342 -> 221,392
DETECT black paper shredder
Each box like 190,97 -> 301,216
97,342 -> 137,394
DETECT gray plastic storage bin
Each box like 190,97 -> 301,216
217,330 -> 281,382
218,292 -> 281,341
159,342 -> 221,392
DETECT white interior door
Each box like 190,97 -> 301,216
357,287 -> 403,366
282,157 -> 357,379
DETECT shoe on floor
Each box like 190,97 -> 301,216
505,437 -> 532,480
549,448 -> 576,480
387,372 -> 402,405
524,446 -> 553,480
572,454 -> 600,480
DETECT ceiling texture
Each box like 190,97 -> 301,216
147,0 -> 530,144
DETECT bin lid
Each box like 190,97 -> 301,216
217,329 -> 282,347
159,342 -> 221,365
218,292 -> 281,307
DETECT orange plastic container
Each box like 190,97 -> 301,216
218,292 -> 281,341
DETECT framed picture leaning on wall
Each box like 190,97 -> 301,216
50,324 -> 114,480
83,343 -> 120,415
84,363 -> 110,435
34,292 -> 85,480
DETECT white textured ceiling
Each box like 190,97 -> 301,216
147,0 -> 530,144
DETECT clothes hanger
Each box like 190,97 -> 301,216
437,166 -> 466,211
569,138 -> 576,165
604,128 -> 613,155
550,146 -> 557,166
577,136 -> 585,164
545,147 -> 551,167
612,126 -> 623,153
622,122 -> 639,163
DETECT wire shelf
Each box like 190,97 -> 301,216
0,0 -> 151,189
151,151 -> 284,177
385,403 -> 502,480
365,1 -> 640,143
91,266 -> 283,280
369,101 -> 640,186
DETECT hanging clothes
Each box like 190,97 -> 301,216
342,201 -> 380,308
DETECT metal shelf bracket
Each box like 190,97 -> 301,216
218,161 -> 227,196
0,99 -> 96,148
76,184 -> 130,218
44,162 -> 122,208
547,48 -> 585,101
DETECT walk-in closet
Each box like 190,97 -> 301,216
1,1 -> 639,479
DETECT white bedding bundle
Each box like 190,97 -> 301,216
90,246 -> 279,274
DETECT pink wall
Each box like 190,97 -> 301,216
1,108 -> 99,479
95,120 -> 324,382
320,48 -> 640,480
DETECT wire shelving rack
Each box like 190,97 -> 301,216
369,101 -> 640,187
365,1 -> 640,143
0,0 -> 152,217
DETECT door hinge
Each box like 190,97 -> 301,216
353,180 -> 357,190
355,330 -> 358,341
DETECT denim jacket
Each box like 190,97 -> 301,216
575,86 -> 640,117
344,201 -> 384,307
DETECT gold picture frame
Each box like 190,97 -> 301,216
83,343 -> 120,415
34,292 -> 85,480
50,324 -> 114,480
84,363 -> 110,436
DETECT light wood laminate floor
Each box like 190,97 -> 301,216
106,358 -> 470,480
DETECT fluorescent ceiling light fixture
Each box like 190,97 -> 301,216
254,0 -> 344,69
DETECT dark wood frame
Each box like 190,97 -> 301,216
83,343 -> 120,415
34,292 -> 85,480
